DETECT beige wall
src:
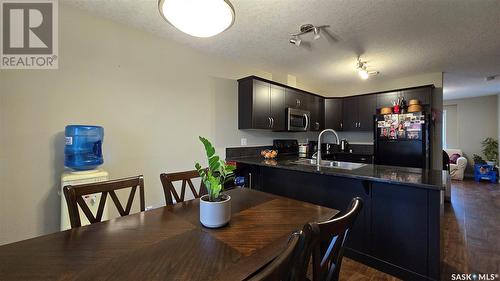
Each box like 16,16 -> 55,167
432,86 -> 444,170
444,105 -> 459,149
444,95 -> 498,173
0,5 -> 444,244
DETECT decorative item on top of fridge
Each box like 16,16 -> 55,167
392,97 -> 408,114
377,112 -> 425,140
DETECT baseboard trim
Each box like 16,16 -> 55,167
345,248 -> 438,281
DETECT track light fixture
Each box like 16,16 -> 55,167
289,24 -> 329,46
356,59 -> 379,80
290,35 -> 301,46
313,27 -> 321,40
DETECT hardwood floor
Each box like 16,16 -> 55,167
340,258 -> 400,281
338,179 -> 499,281
441,180 -> 500,278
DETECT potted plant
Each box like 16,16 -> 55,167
473,154 -> 486,165
195,136 -> 236,228
481,137 -> 498,166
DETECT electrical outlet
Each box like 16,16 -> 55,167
241,138 -> 247,146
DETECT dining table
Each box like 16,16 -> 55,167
0,187 -> 338,281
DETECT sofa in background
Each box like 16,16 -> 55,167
444,148 -> 468,181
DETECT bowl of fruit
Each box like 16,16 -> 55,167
261,149 -> 278,159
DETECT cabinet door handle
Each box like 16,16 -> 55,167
271,117 -> 274,128
248,172 -> 252,189
268,117 -> 272,128
340,122 -> 343,129
297,99 -> 301,107
359,122 -> 361,128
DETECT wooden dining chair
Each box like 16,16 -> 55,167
63,175 -> 145,228
309,197 -> 364,281
160,170 -> 207,205
245,227 -> 313,281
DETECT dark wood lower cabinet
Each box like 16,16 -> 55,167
236,165 -> 441,281
371,183 -> 430,277
259,168 -> 370,253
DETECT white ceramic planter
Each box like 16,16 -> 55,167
199,195 -> 231,228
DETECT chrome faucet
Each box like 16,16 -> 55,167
317,129 -> 340,167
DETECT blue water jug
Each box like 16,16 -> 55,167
64,125 -> 104,170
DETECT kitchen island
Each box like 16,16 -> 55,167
230,155 -> 445,281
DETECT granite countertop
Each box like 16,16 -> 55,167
228,155 -> 445,191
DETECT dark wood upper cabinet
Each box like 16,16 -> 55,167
285,88 -> 309,110
309,96 -> 325,131
252,80 -> 272,129
342,97 -> 359,131
376,91 -> 400,109
358,95 -> 377,131
239,76 -> 433,132
238,77 -> 301,131
402,87 -> 431,105
270,85 -> 286,131
376,87 -> 432,110
238,78 -> 272,130
325,98 -> 343,131
342,95 -> 376,131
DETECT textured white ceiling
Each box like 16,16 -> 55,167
444,73 -> 500,100
63,0 -> 500,99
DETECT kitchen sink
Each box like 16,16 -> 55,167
292,159 -> 367,170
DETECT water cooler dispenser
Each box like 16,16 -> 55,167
60,125 -> 109,231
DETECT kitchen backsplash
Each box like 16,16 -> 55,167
226,145 -> 272,159
226,143 -> 374,159
325,131 -> 374,144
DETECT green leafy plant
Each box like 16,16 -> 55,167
481,137 -> 498,163
195,136 -> 236,202
473,154 -> 486,165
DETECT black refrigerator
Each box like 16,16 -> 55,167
374,112 -> 430,169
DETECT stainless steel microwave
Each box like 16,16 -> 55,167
287,108 -> 310,131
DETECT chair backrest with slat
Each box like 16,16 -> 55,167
160,170 -> 207,205
245,227 -> 312,281
310,197 -> 363,281
63,175 -> 145,228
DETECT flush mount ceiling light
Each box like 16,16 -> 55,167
356,59 -> 379,80
289,24 -> 329,46
158,0 -> 235,38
